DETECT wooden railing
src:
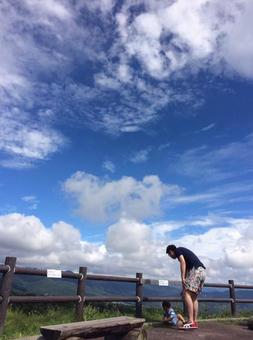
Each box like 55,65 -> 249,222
1,256 -> 253,334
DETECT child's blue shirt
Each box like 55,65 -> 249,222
164,307 -> 178,326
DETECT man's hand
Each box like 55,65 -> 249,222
181,278 -> 186,293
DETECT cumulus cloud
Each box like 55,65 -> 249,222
62,169 -> 253,223
0,213 -> 106,269
1,213 -> 253,282
115,0 -> 253,79
220,1 -> 253,79
106,218 -> 152,254
62,172 -> 180,222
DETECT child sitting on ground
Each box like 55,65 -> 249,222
162,300 -> 186,328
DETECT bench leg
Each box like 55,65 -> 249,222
105,327 -> 147,340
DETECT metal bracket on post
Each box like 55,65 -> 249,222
0,257 -> 16,335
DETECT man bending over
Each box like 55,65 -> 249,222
166,244 -> 206,329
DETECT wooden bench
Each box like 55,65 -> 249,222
20,316 -> 146,340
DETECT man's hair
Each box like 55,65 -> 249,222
162,300 -> 171,309
166,244 -> 177,254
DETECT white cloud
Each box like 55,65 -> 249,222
173,216 -> 253,282
24,0 -> 72,20
0,213 -> 53,253
129,147 -> 152,163
103,160 -> 115,173
84,0 -> 115,13
62,172 -> 180,223
201,123 -> 215,132
63,169 -> 253,223
0,213 -> 106,269
171,180 -> 253,211
1,0 -> 253,140
106,218 -> 152,254
170,134 -> 253,181
21,196 -> 38,210
220,1 -> 253,79
0,112 -> 66,168
0,1 -> 74,167
1,213 -> 253,283
158,142 -> 171,151
115,0 -> 253,79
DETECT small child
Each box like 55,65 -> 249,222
162,300 -> 185,328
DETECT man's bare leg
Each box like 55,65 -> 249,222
184,290 -> 194,323
191,292 -> 198,322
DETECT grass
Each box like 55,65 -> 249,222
1,306 -> 74,339
1,304 -> 253,339
1,304 -> 131,339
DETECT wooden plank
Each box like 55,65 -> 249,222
40,317 -> 145,340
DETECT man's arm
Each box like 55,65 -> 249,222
178,255 -> 186,287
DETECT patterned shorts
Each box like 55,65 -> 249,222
185,266 -> 206,295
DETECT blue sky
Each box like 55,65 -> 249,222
0,0 -> 253,282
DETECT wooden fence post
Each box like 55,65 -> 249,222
0,257 -> 16,334
228,279 -> 236,317
135,273 -> 143,318
75,266 -> 87,321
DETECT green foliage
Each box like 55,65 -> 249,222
2,303 -> 253,339
1,306 -> 74,339
1,303 -> 134,339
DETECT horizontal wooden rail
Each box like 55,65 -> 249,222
85,296 -> 138,302
143,279 -> 232,289
9,295 -> 139,303
14,267 -> 80,279
204,282 -> 231,288
143,296 -> 182,302
142,296 -> 234,303
235,299 -> 253,303
234,284 -> 253,289
87,274 -> 138,283
143,279 -> 181,286
10,296 -> 80,303
199,297 -> 233,303
13,267 -> 138,283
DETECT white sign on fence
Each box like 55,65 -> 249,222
158,279 -> 169,286
47,269 -> 62,278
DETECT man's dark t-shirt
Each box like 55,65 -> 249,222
175,247 -> 205,271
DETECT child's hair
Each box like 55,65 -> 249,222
162,300 -> 171,309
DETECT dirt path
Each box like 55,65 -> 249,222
146,321 -> 252,339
